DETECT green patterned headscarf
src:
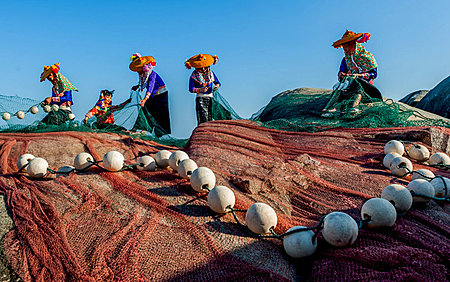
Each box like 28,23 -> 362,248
344,43 -> 378,74
56,72 -> 78,92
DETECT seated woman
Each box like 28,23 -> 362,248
40,63 -> 78,124
83,89 -> 129,131
323,30 -> 381,116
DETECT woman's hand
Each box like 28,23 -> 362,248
213,84 -> 220,91
139,98 -> 147,107
338,72 -> 346,81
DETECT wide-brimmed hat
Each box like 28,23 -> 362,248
129,54 -> 156,72
185,54 -> 218,69
40,63 -> 60,82
332,30 -> 371,48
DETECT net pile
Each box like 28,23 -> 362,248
0,123 -> 448,280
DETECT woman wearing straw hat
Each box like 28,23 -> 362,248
323,30 -> 381,116
40,63 -> 78,124
129,53 -> 171,136
185,54 -> 220,125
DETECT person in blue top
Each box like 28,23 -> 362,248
185,54 -> 221,124
129,53 -> 170,136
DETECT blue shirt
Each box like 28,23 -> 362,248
51,90 -> 73,106
339,58 -> 378,81
144,71 -> 166,95
189,72 -> 221,94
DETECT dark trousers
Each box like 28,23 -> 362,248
196,96 -> 213,125
144,91 -> 171,135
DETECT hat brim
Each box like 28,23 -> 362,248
186,54 -> 215,69
332,33 -> 363,48
129,56 -> 155,72
40,69 -> 52,82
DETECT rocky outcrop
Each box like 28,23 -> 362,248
416,75 -> 450,118
399,90 -> 429,106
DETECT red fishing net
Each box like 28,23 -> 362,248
0,122 -> 448,281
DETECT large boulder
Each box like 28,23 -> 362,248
399,90 -> 429,106
416,75 -> 450,118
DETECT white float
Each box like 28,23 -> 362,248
245,203 -> 277,234
154,150 -> 171,168
191,167 -> 216,192
411,169 -> 435,181
407,179 -> 435,204
30,106 -> 39,114
137,155 -> 156,171
384,140 -> 404,155
74,152 -> 94,170
168,150 -> 189,170
430,177 -> 450,198
207,186 -> 235,213
408,145 -> 429,162
17,154 -> 35,172
16,111 -> 25,119
322,212 -> 358,247
68,113 -> 76,120
428,152 -> 450,166
43,105 -> 51,112
51,104 -> 59,111
26,157 -> 48,178
2,112 -> 10,121
103,151 -> 124,172
383,152 -> 401,168
283,226 -> 317,258
361,198 -> 397,228
60,105 -> 68,111
390,157 -> 413,177
381,184 -> 413,214
177,159 -> 198,179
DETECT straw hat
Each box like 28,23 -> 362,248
185,54 -> 218,69
40,63 -> 60,82
332,30 -> 370,48
129,54 -> 156,72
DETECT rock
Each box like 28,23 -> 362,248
245,203 -> 277,234
169,150 -> 189,171
361,198 -> 397,228
103,151 -> 124,172
407,179 -> 435,204
384,140 -> 404,155
322,212 -> 358,247
191,167 -> 216,192
381,184 -> 413,214
399,90 -> 429,106
415,75 -> 450,118
26,157 -> 48,178
283,226 -> 317,258
207,186 -> 235,213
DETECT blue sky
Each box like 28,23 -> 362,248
0,0 -> 449,138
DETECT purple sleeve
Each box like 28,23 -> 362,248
339,58 -> 348,74
146,72 -> 157,97
213,72 -> 221,87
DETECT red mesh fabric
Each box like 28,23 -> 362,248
0,123 -> 448,281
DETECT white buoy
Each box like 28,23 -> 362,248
103,151 -> 124,172
384,140 -> 404,155
322,212 -> 358,247
74,152 -> 94,170
390,157 -> 413,177
68,113 -> 75,120
408,145 -> 429,162
16,111 -> 25,119
52,104 -> 59,111
381,184 -> 413,214
60,105 -> 68,111
407,179 -> 435,204
154,150 -> 171,168
411,169 -> 435,181
43,105 -> 51,112
383,152 -> 401,168
283,226 -> 318,258
245,203 -> 277,234
168,150 -> 189,171
137,155 -> 156,171
57,165 -> 75,174
191,167 -> 216,192
429,152 -> 450,166
2,112 -> 10,121
430,177 -> 450,198
30,106 -> 39,114
177,159 -> 198,179
207,186 -> 235,213
17,154 -> 35,172
361,198 -> 397,228
26,157 -> 48,178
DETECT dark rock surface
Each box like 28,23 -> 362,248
399,90 -> 429,106
416,75 -> 450,118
